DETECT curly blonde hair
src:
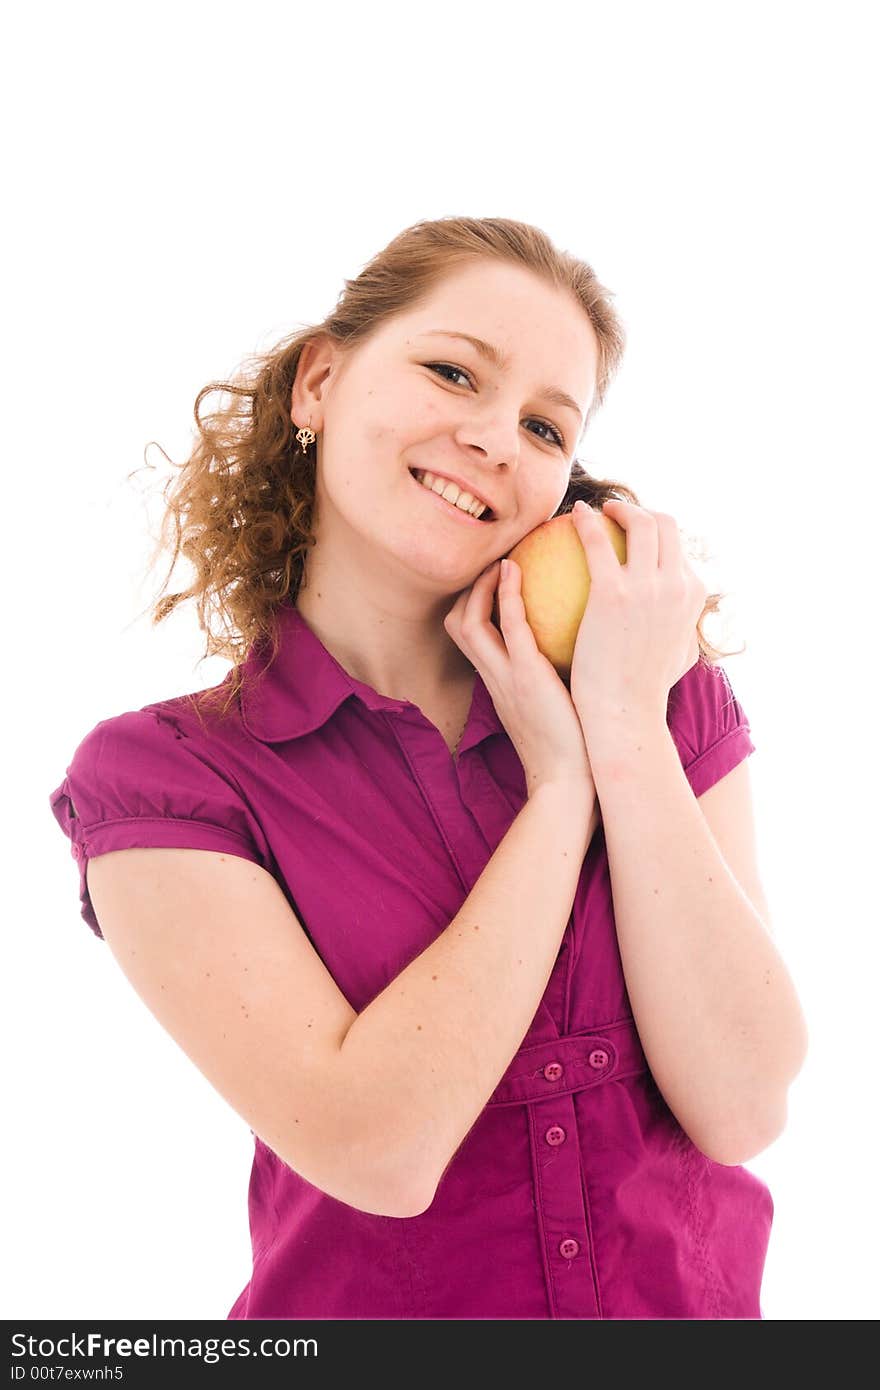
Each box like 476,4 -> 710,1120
132,215 -> 740,724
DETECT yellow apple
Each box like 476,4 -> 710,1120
495,509 -> 627,682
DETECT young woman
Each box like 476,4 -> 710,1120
49,216 -> 807,1320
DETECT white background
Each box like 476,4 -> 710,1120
5,0 -> 878,1321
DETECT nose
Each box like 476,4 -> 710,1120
455,415 -> 520,471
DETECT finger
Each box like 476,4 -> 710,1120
590,498 -> 659,572
446,561 -> 508,668
652,511 -> 685,570
460,559 -> 504,637
445,560 -> 499,628
495,557 -> 552,668
468,560 -> 521,670
569,500 -> 632,581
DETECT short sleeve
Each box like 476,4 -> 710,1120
48,709 -> 268,940
666,660 -> 756,798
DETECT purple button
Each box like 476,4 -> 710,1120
543,1062 -> 563,1082
588,1048 -> 609,1069
559,1238 -> 580,1259
72,845 -> 80,859
545,1125 -> 566,1146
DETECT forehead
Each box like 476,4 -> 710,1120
389,261 -> 599,413
405,259 -> 578,330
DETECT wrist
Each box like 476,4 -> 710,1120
574,692 -> 668,737
576,705 -> 672,777
527,773 -> 597,827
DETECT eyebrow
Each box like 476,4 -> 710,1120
417,329 -> 584,424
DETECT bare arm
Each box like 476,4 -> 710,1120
85,780 -> 598,1221
339,778 -> 600,1210
578,711 -> 808,1163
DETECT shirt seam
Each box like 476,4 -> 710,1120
79,815 -> 260,851
577,1138 -> 604,1318
379,711 -> 472,896
682,724 -> 752,782
152,706 -> 270,840
529,1103 -> 558,1318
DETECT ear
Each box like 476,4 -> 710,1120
290,332 -> 339,427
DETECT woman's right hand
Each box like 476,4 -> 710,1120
444,556 -> 596,802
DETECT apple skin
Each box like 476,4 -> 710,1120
495,509 -> 627,682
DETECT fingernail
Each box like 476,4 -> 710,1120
500,558 -> 508,577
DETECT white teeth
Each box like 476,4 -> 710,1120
413,470 -> 489,519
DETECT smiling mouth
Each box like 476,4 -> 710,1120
408,468 -> 496,522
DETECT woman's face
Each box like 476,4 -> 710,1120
292,258 -> 600,593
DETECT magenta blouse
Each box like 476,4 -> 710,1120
49,597 -> 773,1319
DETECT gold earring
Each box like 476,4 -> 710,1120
295,417 -> 317,452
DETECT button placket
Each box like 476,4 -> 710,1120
529,1092 -> 599,1319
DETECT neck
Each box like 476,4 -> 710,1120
294,578 -> 475,708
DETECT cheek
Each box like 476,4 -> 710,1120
360,417 -> 422,455
358,420 -> 397,451
523,478 -> 568,525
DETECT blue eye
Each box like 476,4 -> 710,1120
424,363 -> 566,449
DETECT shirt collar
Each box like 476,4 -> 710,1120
239,597 -> 504,754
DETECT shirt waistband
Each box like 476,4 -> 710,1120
485,1016 -> 648,1107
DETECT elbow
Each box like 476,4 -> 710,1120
380,1154 -> 438,1218
697,1093 -> 791,1167
276,1129 -> 436,1220
354,1172 -> 436,1219
362,1121 -> 442,1218
342,1148 -> 438,1220
699,1017 -> 809,1167
334,1154 -> 436,1218
388,1183 -> 436,1219
308,1169 -> 434,1220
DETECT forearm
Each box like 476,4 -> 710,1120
339,779 -> 600,1211
579,710 -> 807,1165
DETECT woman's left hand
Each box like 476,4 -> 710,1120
568,498 -> 707,728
